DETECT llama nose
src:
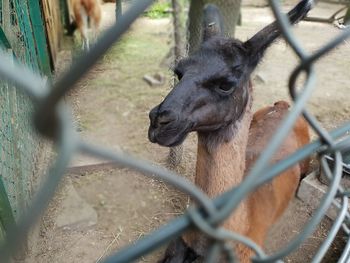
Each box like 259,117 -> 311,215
149,107 -> 177,128
149,106 -> 159,127
157,111 -> 177,127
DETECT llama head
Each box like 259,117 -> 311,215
148,0 -> 312,147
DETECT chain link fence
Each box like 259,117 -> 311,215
0,0 -> 350,262
0,0 -> 50,238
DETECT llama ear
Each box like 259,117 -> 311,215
202,4 -> 225,42
243,0 -> 313,68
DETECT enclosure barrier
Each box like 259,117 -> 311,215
0,0 -> 350,262
0,0 -> 53,237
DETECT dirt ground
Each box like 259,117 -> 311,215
29,1 -> 350,263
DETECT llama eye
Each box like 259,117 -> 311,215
232,64 -> 242,71
217,84 -> 235,94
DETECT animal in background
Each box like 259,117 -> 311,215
148,0 -> 312,262
71,0 -> 102,50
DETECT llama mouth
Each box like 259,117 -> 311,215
148,125 -> 189,147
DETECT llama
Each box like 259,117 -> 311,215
71,0 -> 102,50
148,1 -> 312,262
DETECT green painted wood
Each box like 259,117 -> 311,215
0,27 -> 11,49
27,0 -> 52,74
13,0 -> 39,71
0,2 -> 42,238
0,224 -> 4,243
0,176 -> 16,235
0,0 -> 3,26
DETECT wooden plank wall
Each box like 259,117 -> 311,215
41,0 -> 62,66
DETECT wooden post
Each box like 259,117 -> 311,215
27,0 -> 52,74
0,28 -> 11,49
0,176 -> 16,239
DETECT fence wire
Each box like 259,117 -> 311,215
0,0 -> 350,262
0,0 -> 46,233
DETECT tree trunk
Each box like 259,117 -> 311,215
168,0 -> 186,169
188,0 -> 242,53
116,0 -> 122,22
172,0 -> 186,60
345,5 -> 350,25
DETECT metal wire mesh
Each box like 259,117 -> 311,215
0,0 -> 350,262
0,72 -> 40,221
0,0 -> 45,229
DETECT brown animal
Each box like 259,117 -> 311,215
71,0 -> 102,50
148,1 -> 312,262
242,100 -> 310,256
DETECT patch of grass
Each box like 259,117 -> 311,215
103,30 -> 169,65
144,1 -> 171,19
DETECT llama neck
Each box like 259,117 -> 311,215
195,90 -> 253,197
184,84 -> 253,257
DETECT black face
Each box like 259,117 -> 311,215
148,0 -> 312,147
148,38 -> 251,147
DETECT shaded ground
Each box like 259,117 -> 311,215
30,2 -> 350,263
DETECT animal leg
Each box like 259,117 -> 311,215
79,5 -> 89,51
90,4 -> 102,45
84,37 -> 90,51
158,237 -> 199,263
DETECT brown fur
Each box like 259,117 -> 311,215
184,98 -> 310,262
183,86 -> 254,259
149,2 -> 313,261
71,0 -> 101,48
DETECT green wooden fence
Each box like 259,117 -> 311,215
0,0 -> 53,240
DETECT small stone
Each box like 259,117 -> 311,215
143,73 -> 165,86
254,72 -> 267,84
55,180 -> 98,229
